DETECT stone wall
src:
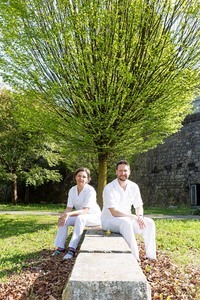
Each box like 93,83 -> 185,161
131,112 -> 200,206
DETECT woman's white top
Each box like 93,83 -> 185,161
67,183 -> 101,214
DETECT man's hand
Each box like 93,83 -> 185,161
137,215 -> 146,230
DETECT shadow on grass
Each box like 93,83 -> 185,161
0,250 -> 43,280
0,215 -> 56,239
0,232 -> 73,280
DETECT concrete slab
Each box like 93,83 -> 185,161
62,229 -> 151,300
81,229 -> 131,253
62,252 -> 151,300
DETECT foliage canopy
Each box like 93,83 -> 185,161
0,89 -> 63,204
0,0 -> 200,205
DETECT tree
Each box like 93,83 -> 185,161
0,0 -> 200,207
0,89 -> 62,204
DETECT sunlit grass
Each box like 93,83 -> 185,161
0,215 -> 58,281
135,219 -> 200,270
144,205 -> 197,215
0,203 -> 196,215
155,219 -> 200,268
0,213 -> 199,284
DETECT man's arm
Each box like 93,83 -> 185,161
135,206 -> 146,229
109,208 -> 138,221
135,206 -> 144,217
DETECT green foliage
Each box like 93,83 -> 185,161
192,208 -> 200,215
22,166 -> 61,186
0,0 -> 199,157
0,89 -> 64,202
0,1 -> 200,203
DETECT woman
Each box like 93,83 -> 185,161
52,167 -> 101,260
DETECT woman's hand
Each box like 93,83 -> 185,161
58,213 -> 69,227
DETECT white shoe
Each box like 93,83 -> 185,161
63,250 -> 74,260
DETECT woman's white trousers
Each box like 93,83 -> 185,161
54,214 -> 101,250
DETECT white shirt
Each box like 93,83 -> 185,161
101,179 -> 143,223
67,184 -> 101,215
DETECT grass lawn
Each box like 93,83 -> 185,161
0,211 -> 199,283
0,202 -> 199,215
144,205 -> 197,215
0,203 -> 66,213
0,215 -> 59,281
155,219 -> 200,268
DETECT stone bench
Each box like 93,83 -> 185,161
62,228 -> 151,300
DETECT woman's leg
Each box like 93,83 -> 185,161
63,214 -> 101,260
54,216 -> 76,249
68,214 -> 101,249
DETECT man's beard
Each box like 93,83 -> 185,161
118,176 -> 127,181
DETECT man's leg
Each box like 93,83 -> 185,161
142,217 -> 156,259
102,217 -> 140,261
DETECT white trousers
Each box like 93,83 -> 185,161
54,214 -> 101,250
102,216 -> 156,260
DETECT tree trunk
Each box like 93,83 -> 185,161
11,174 -> 18,205
24,185 -> 30,203
97,154 -> 108,209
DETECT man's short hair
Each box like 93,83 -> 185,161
116,160 -> 130,170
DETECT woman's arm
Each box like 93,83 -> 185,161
58,207 -> 90,227
66,207 -> 90,217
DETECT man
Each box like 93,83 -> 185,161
101,160 -> 156,262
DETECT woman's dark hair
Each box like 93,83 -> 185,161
74,167 -> 91,183
116,160 -> 130,170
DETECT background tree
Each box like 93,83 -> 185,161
0,0 -> 200,206
0,89 -> 62,204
